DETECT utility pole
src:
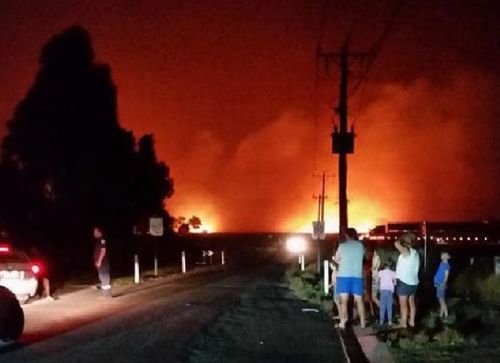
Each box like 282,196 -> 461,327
313,172 -> 331,273
318,39 -> 368,243
337,43 -> 350,238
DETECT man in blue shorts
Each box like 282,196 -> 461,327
335,228 -> 366,328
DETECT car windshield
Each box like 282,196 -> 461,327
0,250 -> 30,264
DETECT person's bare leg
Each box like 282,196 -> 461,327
354,295 -> 366,328
372,293 -> 380,308
339,293 -> 349,328
409,295 -> 416,327
43,277 -> 50,297
439,298 -> 448,317
398,295 -> 408,328
334,297 -> 341,318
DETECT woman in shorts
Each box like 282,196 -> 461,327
394,234 -> 420,328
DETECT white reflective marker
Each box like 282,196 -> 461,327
134,254 -> 140,284
323,260 -> 329,295
181,251 -> 186,274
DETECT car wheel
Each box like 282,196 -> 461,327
0,286 -> 24,341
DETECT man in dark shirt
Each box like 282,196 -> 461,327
93,227 -> 111,297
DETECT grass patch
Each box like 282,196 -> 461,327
284,263 -> 333,315
389,269 -> 500,363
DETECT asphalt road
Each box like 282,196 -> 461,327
1,265 -> 347,363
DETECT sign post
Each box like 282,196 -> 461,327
495,256 -> 500,275
313,221 -> 326,273
149,217 -> 164,277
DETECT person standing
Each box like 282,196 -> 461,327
378,259 -> 396,326
93,227 -> 111,297
395,233 -> 420,328
370,249 -> 381,316
29,246 -> 54,301
335,228 -> 366,329
434,251 -> 451,320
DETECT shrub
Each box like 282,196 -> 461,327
477,274 -> 500,308
434,327 -> 465,346
453,266 -> 489,299
285,264 -> 333,314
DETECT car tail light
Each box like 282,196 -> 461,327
0,244 -> 11,253
31,263 -> 42,275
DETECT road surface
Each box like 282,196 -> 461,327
1,265 -> 347,362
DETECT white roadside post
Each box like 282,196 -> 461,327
300,255 -> 305,271
134,254 -> 140,284
181,251 -> 186,274
323,260 -> 329,295
221,250 -> 225,265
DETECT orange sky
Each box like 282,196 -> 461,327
1,1 -> 500,232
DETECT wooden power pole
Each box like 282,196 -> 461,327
318,39 -> 368,241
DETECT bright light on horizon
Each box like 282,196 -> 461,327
286,236 -> 307,253
190,222 -> 215,234
284,199 -> 383,234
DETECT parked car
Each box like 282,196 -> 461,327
0,244 -> 40,304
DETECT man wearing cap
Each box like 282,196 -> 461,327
335,228 -> 366,329
395,233 -> 420,328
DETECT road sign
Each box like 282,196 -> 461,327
495,256 -> 500,275
312,221 -> 325,240
149,217 -> 164,236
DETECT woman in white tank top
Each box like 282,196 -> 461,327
394,234 -> 420,328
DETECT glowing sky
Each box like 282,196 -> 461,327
1,1 -> 499,232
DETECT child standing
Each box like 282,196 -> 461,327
378,259 -> 396,326
433,252 -> 451,319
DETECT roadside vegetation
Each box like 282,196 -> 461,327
284,260 -> 500,363
386,258 -> 500,363
284,263 -> 333,316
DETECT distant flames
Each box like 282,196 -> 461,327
168,72 -> 500,233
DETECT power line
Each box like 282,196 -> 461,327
347,0 -> 404,98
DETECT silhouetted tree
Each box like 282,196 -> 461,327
0,26 -> 173,268
189,216 -> 202,229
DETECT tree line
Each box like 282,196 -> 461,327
0,26 -> 174,275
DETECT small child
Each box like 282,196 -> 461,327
378,259 -> 396,326
433,251 -> 451,319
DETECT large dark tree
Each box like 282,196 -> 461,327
0,26 -> 173,266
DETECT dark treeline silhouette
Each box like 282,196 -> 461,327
0,26 -> 174,279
